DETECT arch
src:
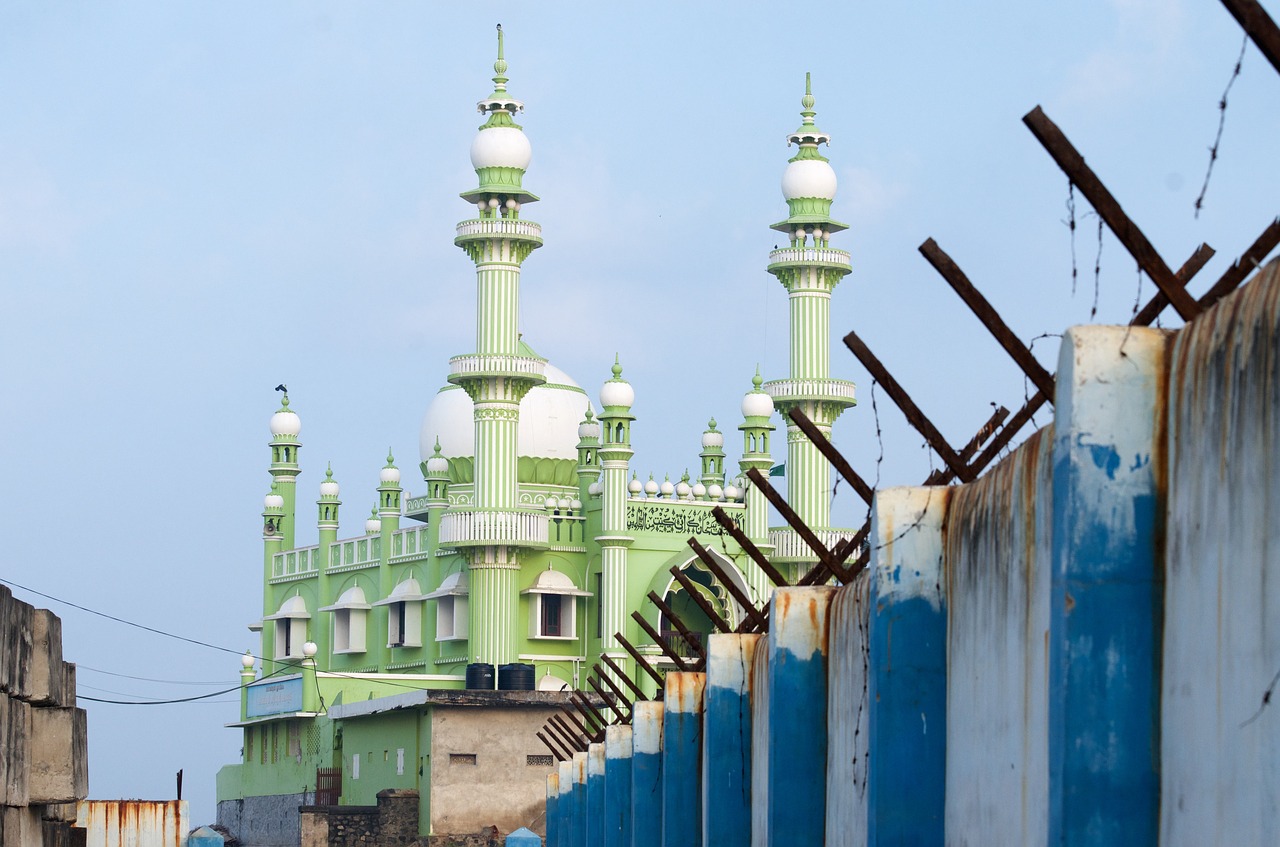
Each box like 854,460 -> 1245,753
639,547 -> 752,633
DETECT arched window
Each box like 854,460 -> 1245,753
264,595 -> 310,660
319,586 -> 371,654
521,569 -> 592,639
422,572 -> 469,642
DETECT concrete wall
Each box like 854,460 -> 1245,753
1,587 -> 87,847
217,792 -> 313,847
546,260 -> 1280,844
429,705 -> 561,837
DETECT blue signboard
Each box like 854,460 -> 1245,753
246,677 -> 304,717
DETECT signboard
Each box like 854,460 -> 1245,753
246,677 -> 304,717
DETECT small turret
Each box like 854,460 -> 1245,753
317,464 -> 341,534
423,437 -> 451,508
267,392 -> 302,548
576,407 -> 601,498
699,418 -> 726,489
377,449 -> 402,534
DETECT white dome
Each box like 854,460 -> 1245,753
420,361 -> 591,464
708,484 -> 724,501
724,484 -> 740,501
380,467 -> 401,485
660,479 -> 674,496
470,126 -> 533,171
628,477 -> 643,494
742,391 -> 775,419
270,410 -> 300,437
599,379 -> 635,409
588,481 -> 601,496
319,480 -> 340,498
781,158 -> 837,201
365,517 -> 382,534
577,419 -> 600,439
264,493 -> 284,509
692,483 -> 707,498
644,477 -> 659,495
701,431 -> 724,449
676,481 -> 691,497
425,455 -> 449,475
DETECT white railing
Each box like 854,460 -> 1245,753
272,545 -> 321,578
769,527 -> 859,561
455,219 -> 543,240
767,247 -> 851,267
448,354 -> 547,379
763,378 -> 857,404
390,525 -> 431,559
439,510 -> 549,547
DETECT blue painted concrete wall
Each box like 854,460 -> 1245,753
702,633 -> 759,847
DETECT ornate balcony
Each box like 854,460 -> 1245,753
763,377 -> 857,408
439,509 -> 549,549
454,218 -> 544,244
447,354 -> 547,385
766,247 -> 852,272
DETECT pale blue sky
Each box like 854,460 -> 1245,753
2,0 -> 1276,824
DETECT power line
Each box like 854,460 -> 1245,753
78,665 -> 297,706
77,664 -> 229,686
0,576 -> 249,658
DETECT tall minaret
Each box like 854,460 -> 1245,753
267,393 -> 302,549
447,26 -> 546,669
597,358 -> 635,682
762,74 -> 855,570
738,369 -> 776,599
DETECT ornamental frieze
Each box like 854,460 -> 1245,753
626,502 -> 723,536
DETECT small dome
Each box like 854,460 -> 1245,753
387,578 -> 424,600
578,419 -> 600,439
708,484 -> 724,501
660,478 -> 674,496
599,379 -> 634,409
588,481 -> 602,496
781,158 -> 837,201
675,480 -> 691,497
724,484 -> 740,501
264,493 -> 285,509
470,126 -> 532,171
319,480 -> 339,498
380,466 -> 401,485
628,476 -> 643,495
241,652 -> 255,670
270,410 -> 301,437
570,498 -> 582,510
692,483 -> 707,499
365,517 -> 381,534
426,456 -> 449,474
644,476 -> 659,495
302,641 -> 318,658
701,431 -> 724,449
742,390 -> 775,419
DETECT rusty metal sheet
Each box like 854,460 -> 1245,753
73,800 -> 189,847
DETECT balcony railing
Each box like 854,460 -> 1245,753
767,247 -> 852,268
768,527 -> 860,562
439,509 -> 549,548
763,378 -> 857,406
448,354 -> 547,381
455,219 -> 544,241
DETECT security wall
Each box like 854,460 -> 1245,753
546,258 -> 1280,846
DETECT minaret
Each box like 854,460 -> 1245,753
763,74 -> 856,569
378,451 -> 402,535
267,393 -> 302,549
446,26 -> 547,669
261,484 -> 285,664
739,369 -> 777,599
597,358 -> 635,681
699,418 -> 726,489
315,465 -> 341,662
576,407 -> 602,502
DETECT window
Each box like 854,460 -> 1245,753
396,748 -> 405,776
423,572 -> 469,642
321,586 -> 370,654
352,753 -> 360,780
541,595 -> 563,637
373,578 -> 427,649
245,728 -> 254,764
266,596 -> 310,660
523,569 -> 591,639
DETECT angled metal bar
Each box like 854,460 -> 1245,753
668,567 -> 734,633
588,675 -> 628,723
552,712 -> 589,750
592,664 -> 634,713
919,238 -> 1057,400
543,719 -> 578,756
600,653 -> 649,702
645,592 -> 709,659
573,690 -> 611,731
688,537 -> 769,630
745,468 -> 851,581
787,407 -> 875,505
1132,243 -> 1216,326
616,633 -> 666,688
843,330 -> 974,481
630,610 -> 694,671
957,405 -> 1010,464
1022,106 -> 1201,321
536,730 -> 569,762
1220,0 -> 1280,76
710,506 -> 791,586
963,391 -> 1051,478
1197,218 -> 1280,310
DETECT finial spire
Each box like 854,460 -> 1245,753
611,354 -> 623,379
492,24 -> 509,92
385,448 -> 395,467
800,71 -> 817,127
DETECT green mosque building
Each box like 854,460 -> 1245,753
216,29 -> 856,844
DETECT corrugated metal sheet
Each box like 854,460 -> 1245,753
825,570 -> 870,847
1162,258 -> 1280,846
750,636 -> 769,847
944,426 -> 1052,845
74,800 -> 189,847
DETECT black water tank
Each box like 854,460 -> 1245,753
498,662 -> 535,691
465,662 -> 495,690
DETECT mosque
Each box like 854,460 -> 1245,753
215,27 -> 857,843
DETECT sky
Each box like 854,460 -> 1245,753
2,0 -> 1277,826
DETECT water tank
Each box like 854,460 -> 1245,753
465,662 -> 495,690
498,662 -> 535,691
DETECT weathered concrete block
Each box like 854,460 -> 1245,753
2,694 -> 32,806
30,610 -> 66,707
28,707 -> 88,804
1,591 -> 34,699
42,803 -> 79,823
62,664 -> 76,707
2,805 -> 45,847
